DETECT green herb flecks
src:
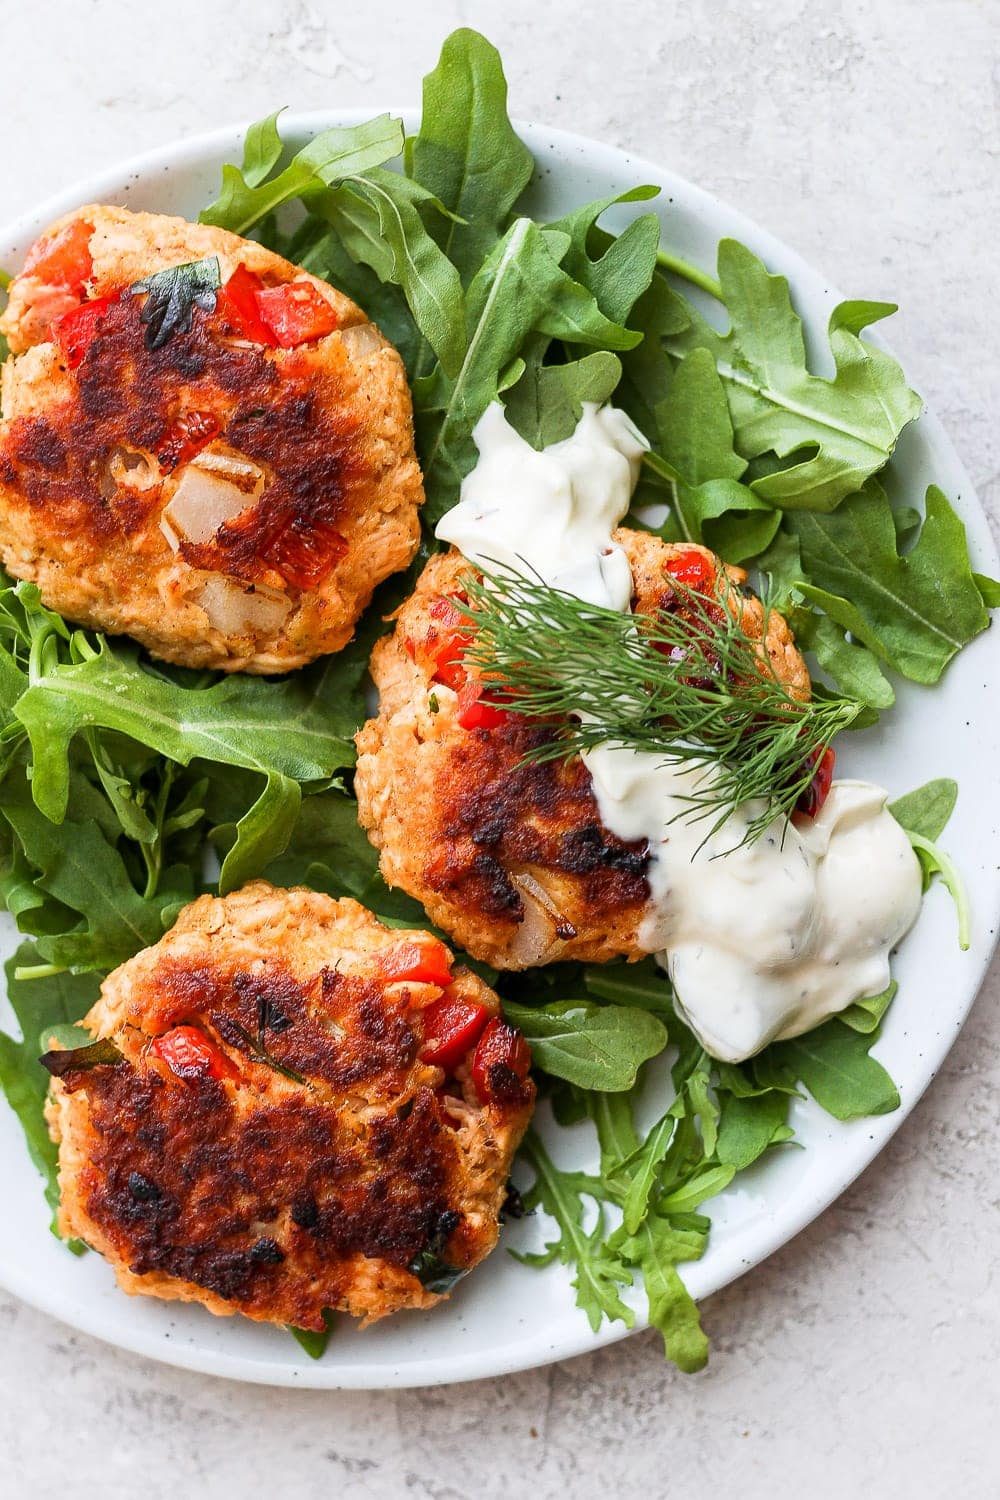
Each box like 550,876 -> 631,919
406,1250 -> 468,1295
211,1015 -> 305,1085
131,257 -> 222,350
39,1036 -> 122,1077
407,1210 -> 467,1293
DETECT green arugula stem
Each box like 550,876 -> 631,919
140,761 -> 177,901
0,268 -> 11,292
655,247 -> 723,301
908,832 -> 971,951
13,962 -> 68,982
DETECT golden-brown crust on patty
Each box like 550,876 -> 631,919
0,206 -> 423,672
47,883 -> 534,1329
354,534 -> 810,969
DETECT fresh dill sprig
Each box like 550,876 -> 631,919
454,565 -> 863,845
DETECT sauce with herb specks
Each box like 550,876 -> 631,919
438,403 -> 922,1061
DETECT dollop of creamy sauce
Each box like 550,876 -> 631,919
436,400 -> 645,609
436,403 -> 924,1063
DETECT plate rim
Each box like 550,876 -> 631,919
0,108 -> 998,1389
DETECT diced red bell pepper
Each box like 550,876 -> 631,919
155,409 -> 221,472
216,264 -> 279,346
380,936 -> 454,988
456,678 -> 511,730
23,218 -> 94,293
427,595 -> 474,689
50,292 -> 119,370
403,596 -> 477,689
797,745 -> 836,819
429,595 -> 467,629
429,635 -> 469,690
470,1019 -> 532,1105
254,280 -> 339,348
420,994 -> 490,1072
263,519 -> 349,590
403,627 -> 471,690
149,1024 -> 235,1083
665,547 -> 715,593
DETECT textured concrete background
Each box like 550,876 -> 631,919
2,0 -> 999,1493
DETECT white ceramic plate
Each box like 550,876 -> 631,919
1,114 -> 998,1389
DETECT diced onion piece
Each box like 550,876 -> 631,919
508,872 -> 573,967
339,322 -> 383,359
192,450 -> 266,495
105,446 -> 159,496
195,577 -> 291,637
160,451 -> 265,550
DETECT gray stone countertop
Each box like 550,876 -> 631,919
1,1 -> 998,1494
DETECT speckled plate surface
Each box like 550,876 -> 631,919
1,114 -> 997,1389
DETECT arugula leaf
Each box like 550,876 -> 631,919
616,272 -> 691,444
619,1112 -> 674,1233
751,526 -> 804,612
889,780 -> 967,946
837,982 -> 897,1035
235,110 -> 285,188
502,999 -> 667,1090
518,1066 -> 716,1368
288,1310 -> 335,1360
581,957 -> 675,1015
547,188 -> 661,327
716,1088 -> 792,1169
2,784 -> 178,972
588,1091 -> 641,1174
13,636 -> 361,865
788,484 -> 990,682
907,833 -> 970,949
318,171 -> 465,375
504,351 -> 622,450
199,115 -> 405,235
647,347 -> 779,561
613,1218 -> 708,1371
771,1022 -> 900,1120
0,945 -> 100,1212
131,258 -> 221,351
260,788 -> 429,926
889,778 -> 958,841
407,28 -> 534,281
657,1163 -> 736,1213
517,1132 -> 635,1332
418,218 -> 642,521
792,602 -> 895,710
973,573 -> 1000,608
666,241 -> 921,511
219,772 -> 300,894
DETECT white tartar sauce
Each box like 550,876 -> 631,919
436,403 -> 924,1063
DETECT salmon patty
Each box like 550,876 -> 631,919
0,205 -> 423,672
44,882 -> 534,1330
355,532 -> 811,969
